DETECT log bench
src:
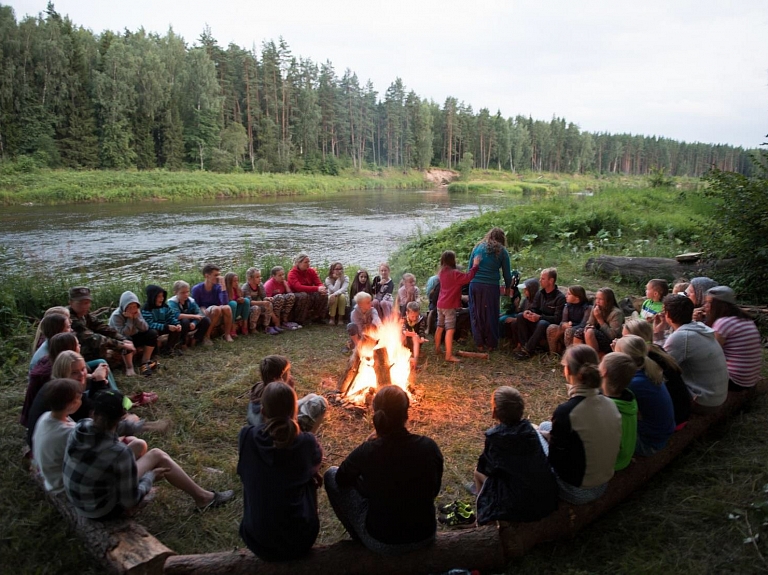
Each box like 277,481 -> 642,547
585,255 -> 736,283
38,381 -> 765,575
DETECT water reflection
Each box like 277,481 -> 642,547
0,189 -> 523,282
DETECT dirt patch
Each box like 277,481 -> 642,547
425,168 -> 458,187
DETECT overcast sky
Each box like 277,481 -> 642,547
7,0 -> 768,148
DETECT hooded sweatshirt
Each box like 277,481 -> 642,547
606,388 -> 638,471
689,277 -> 718,307
62,418 -> 155,519
142,285 -> 179,331
109,291 -> 149,337
237,424 -> 322,561
475,420 -> 558,524
664,321 -> 728,407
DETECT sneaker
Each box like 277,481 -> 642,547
514,349 -> 531,361
273,326 -> 285,333
266,326 -> 280,336
196,489 -> 235,513
438,507 -> 476,528
283,322 -> 300,330
438,499 -> 473,515
139,362 -> 153,377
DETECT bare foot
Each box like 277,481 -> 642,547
224,334 -> 234,343
125,367 -> 136,377
202,338 -> 214,346
445,355 -> 462,363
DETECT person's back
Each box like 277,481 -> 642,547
238,424 -> 321,560
338,428 -> 442,544
713,315 -> 762,387
33,412 -> 76,492
629,369 -> 675,452
664,322 -> 728,407
476,419 -> 558,523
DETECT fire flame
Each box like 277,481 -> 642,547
343,313 -> 412,406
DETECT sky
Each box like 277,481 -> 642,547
7,0 -> 768,148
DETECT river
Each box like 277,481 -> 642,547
0,188 -> 525,282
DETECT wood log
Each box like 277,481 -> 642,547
33,475 -> 174,574
163,525 -> 504,575
585,255 -> 735,283
373,347 -> 391,388
457,351 -> 490,359
497,380 -> 766,559
338,353 -> 362,396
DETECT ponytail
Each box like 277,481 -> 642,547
563,344 -> 601,389
615,335 -> 664,385
261,382 -> 299,448
372,385 -> 409,436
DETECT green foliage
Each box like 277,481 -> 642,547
457,152 -> 473,181
648,166 -> 675,187
703,142 -> 768,300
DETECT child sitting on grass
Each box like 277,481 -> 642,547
238,381 -> 323,561
473,386 -> 558,525
243,267 -> 280,335
221,272 -> 251,337
263,266 -> 299,330
402,301 -> 428,369
167,281 -> 211,348
64,389 -> 233,519
142,285 -> 184,356
435,251 -> 480,363
247,355 -> 327,434
599,352 -> 638,471
397,273 -> 420,318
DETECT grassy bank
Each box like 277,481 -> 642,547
392,185 -> 714,290
2,180 -> 767,573
0,168 -> 429,205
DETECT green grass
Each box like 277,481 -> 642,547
2,177 -> 766,573
0,168 -> 429,205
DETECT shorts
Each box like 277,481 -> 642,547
437,308 -> 457,330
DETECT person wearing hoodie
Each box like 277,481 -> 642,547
109,291 -> 157,377
663,294 -> 728,413
473,386 -> 558,525
142,285 -> 184,356
600,352 -> 639,471
685,277 -> 718,323
238,381 -> 323,561
63,389 -> 233,519
167,280 -> 212,348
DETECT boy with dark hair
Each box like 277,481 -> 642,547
63,390 -> 233,518
191,264 -> 234,343
663,294 -> 728,412
600,352 -> 639,471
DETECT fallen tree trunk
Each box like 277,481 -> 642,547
498,380 -> 766,558
33,475 -> 174,574
164,525 -> 504,575
585,255 -> 735,283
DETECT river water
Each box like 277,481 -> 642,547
0,189 -> 524,282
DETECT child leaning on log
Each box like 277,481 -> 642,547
472,386 -> 558,525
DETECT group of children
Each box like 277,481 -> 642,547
22,241 -> 763,561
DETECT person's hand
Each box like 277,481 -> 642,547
419,337 -> 429,343
610,339 -> 618,351
312,471 -> 323,489
237,297 -> 244,304
93,363 -> 109,381
318,286 -> 328,295
692,307 -> 705,322
123,413 -> 140,424
405,330 -> 416,337
170,324 -> 181,332
121,340 -> 136,353
153,467 -> 171,481
472,255 -> 481,267
593,307 -> 604,322
190,321 -> 196,330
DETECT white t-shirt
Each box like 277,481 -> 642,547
32,412 -> 76,493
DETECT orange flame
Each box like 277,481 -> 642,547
343,313 -> 412,405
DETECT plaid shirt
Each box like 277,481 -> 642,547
63,419 -> 154,519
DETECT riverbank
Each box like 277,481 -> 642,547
0,168 -> 430,205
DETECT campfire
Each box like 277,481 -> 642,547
338,314 -> 414,408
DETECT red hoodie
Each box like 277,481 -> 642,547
288,266 -> 322,293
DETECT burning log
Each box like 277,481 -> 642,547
372,347 -> 391,388
338,353 -> 362,397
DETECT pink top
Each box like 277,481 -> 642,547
264,278 -> 289,297
437,265 -> 478,310
288,267 -> 322,293
712,316 -> 762,387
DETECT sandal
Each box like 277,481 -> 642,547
129,391 -> 158,406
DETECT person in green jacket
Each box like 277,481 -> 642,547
600,352 -> 639,471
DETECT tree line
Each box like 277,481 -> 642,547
0,3 -> 756,176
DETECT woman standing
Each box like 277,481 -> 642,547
468,227 -> 513,351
